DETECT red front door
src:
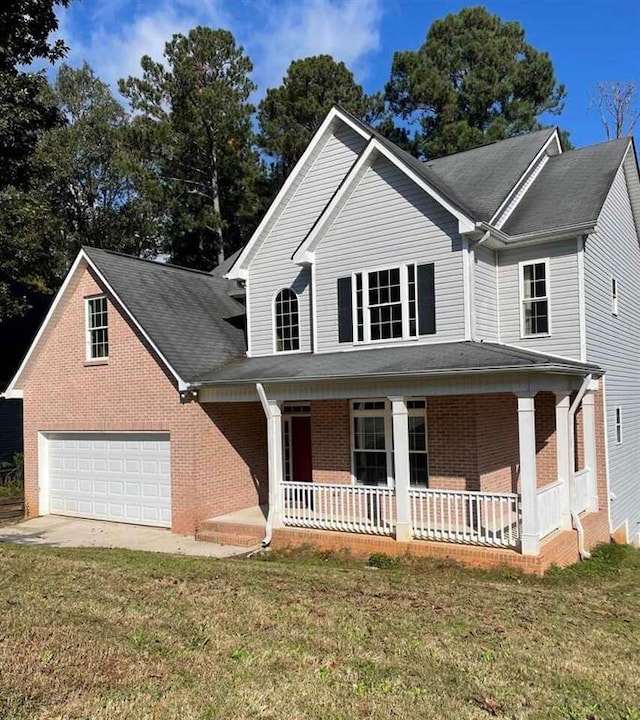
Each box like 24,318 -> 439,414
291,416 -> 312,482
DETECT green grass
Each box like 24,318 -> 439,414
0,543 -> 638,719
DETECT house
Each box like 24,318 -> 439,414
4,107 -> 640,573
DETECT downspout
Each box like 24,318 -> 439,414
256,382 -> 278,547
568,373 -> 593,560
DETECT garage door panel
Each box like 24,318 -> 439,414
48,433 -> 171,528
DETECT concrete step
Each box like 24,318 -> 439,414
196,520 -> 265,547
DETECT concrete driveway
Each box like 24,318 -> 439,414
0,516 -> 253,558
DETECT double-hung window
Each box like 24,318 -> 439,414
615,407 -> 623,444
339,263 -> 435,344
520,260 -> 550,337
86,296 -> 109,360
352,399 -> 429,487
611,277 -> 619,316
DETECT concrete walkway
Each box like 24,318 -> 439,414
0,516 -> 253,558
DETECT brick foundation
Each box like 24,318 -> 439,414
271,509 -> 611,575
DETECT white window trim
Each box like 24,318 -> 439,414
350,398 -> 428,488
350,262 -> 421,346
85,295 -> 109,361
611,276 -> 619,317
615,407 -> 623,445
518,258 -> 552,339
272,287 -> 303,354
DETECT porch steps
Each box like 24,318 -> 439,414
196,519 -> 265,547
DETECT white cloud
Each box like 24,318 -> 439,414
248,0 -> 383,90
56,0 -> 382,97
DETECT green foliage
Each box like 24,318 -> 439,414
385,6 -> 567,158
120,27 -> 262,270
258,55 -> 377,184
0,452 -> 24,497
367,552 -> 400,569
546,542 -> 640,579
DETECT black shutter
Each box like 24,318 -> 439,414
337,276 -> 353,343
417,263 -> 436,335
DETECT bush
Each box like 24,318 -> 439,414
0,452 -> 24,498
367,552 -> 400,569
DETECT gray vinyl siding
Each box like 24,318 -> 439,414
474,245 -> 499,341
314,155 -> 465,352
247,124 -> 366,355
497,239 -> 581,358
585,164 -> 640,538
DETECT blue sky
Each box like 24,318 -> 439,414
56,0 -> 639,148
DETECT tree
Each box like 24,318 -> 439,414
120,27 -> 261,269
385,6 -> 566,158
0,0 -> 69,328
0,0 -> 69,191
594,81 -> 639,140
257,55 -> 378,183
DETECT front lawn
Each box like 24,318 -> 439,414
0,544 -> 638,719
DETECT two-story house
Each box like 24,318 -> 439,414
5,107 -> 640,572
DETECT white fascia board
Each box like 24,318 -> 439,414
292,138 -> 476,265
225,106 -> 372,280
5,249 -> 189,396
489,129 -> 562,227
4,250 -> 86,397
84,255 -> 188,391
621,141 -> 640,239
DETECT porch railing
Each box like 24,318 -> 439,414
573,468 -> 591,515
409,489 -> 520,547
537,481 -> 562,539
282,481 -> 395,535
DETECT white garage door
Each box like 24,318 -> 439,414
47,433 -> 171,527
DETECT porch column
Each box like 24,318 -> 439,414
517,393 -> 540,555
389,396 -> 412,542
257,383 -> 284,532
582,390 -> 599,511
554,392 -> 573,530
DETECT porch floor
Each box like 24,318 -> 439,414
196,505 -> 266,547
209,505 -> 267,527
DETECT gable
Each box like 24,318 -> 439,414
227,108 -> 370,280
8,261 -> 181,399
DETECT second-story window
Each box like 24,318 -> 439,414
86,295 -> 109,360
611,277 -> 619,316
520,260 -> 550,337
338,263 -> 436,345
274,288 -> 300,352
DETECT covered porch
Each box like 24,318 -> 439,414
196,342 -> 607,568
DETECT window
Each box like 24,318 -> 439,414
611,277 -> 619,316
520,260 -> 550,337
86,296 -> 109,360
338,263 -> 435,345
615,407 -> 623,444
274,288 -> 300,352
351,399 -> 428,487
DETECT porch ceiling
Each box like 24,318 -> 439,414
195,341 -> 600,387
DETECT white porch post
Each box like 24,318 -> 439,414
518,393 -> 540,555
389,396 -> 412,542
256,384 -> 284,534
582,391 -> 599,511
554,392 -> 573,530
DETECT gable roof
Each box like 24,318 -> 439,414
425,128 -> 559,222
82,247 -> 246,383
502,137 -> 631,236
194,340 -> 600,386
5,247 -> 247,396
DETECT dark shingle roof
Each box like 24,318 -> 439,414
502,138 -> 630,236
425,128 -> 557,221
211,247 -> 242,277
83,247 -> 246,383
195,341 -> 599,386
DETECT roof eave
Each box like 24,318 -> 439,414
193,362 -> 600,389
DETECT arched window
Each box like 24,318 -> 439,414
274,288 -> 300,352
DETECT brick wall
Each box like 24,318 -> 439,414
477,393 -> 519,493
20,263 -> 264,534
427,396 -> 479,490
534,392 -> 558,487
310,400 -> 351,484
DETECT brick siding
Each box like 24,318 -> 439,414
20,263 -> 266,534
